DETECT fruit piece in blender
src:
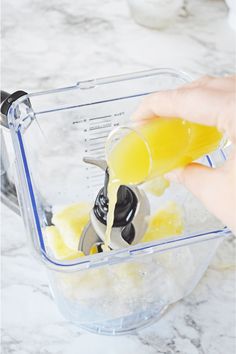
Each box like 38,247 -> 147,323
142,202 -> 184,243
52,203 -> 91,250
44,203 -> 91,260
144,175 -> 170,196
44,226 -> 84,260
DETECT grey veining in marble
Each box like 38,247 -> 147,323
1,0 -> 236,353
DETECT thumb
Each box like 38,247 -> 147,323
166,163 -> 220,203
165,162 -> 234,230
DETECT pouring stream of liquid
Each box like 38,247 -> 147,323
103,175 -> 120,251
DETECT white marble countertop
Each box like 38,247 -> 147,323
1,0 -> 236,353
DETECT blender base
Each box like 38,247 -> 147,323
78,305 -> 168,336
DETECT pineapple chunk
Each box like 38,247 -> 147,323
44,226 -> 84,260
144,175 -> 170,196
52,203 -> 91,250
90,245 -> 99,255
142,202 -> 184,243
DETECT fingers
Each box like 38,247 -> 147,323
132,85 -> 236,141
182,75 -> 236,91
131,75 -> 236,233
165,160 -> 236,233
132,88 -> 224,124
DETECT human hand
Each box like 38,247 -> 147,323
132,75 -> 236,233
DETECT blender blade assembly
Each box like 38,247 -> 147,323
79,157 -> 150,254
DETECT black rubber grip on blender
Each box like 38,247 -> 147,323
1,90 -> 28,122
1,91 -> 10,103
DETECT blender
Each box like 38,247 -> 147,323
0,69 -> 231,335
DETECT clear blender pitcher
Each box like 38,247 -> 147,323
1,69 -> 231,335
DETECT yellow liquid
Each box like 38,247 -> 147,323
103,179 -> 119,251
104,117 -> 222,250
44,203 -> 91,260
108,118 -> 222,185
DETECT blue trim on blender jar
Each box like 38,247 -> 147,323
35,91 -> 157,116
17,130 -> 46,253
206,154 -> 213,167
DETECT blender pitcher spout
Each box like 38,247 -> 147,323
0,91 -> 11,128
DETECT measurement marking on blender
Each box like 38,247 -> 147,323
114,112 -> 125,117
87,148 -> 104,153
89,147 -> 104,152
89,129 -> 111,135
89,131 -> 111,138
89,120 -> 111,127
87,145 -> 104,151
89,126 -> 111,132
89,115 -> 112,121
89,128 -> 111,134
89,121 -> 111,127
89,136 -> 107,141
88,141 -> 104,146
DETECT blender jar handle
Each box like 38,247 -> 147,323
0,90 -> 27,215
0,90 -> 11,128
